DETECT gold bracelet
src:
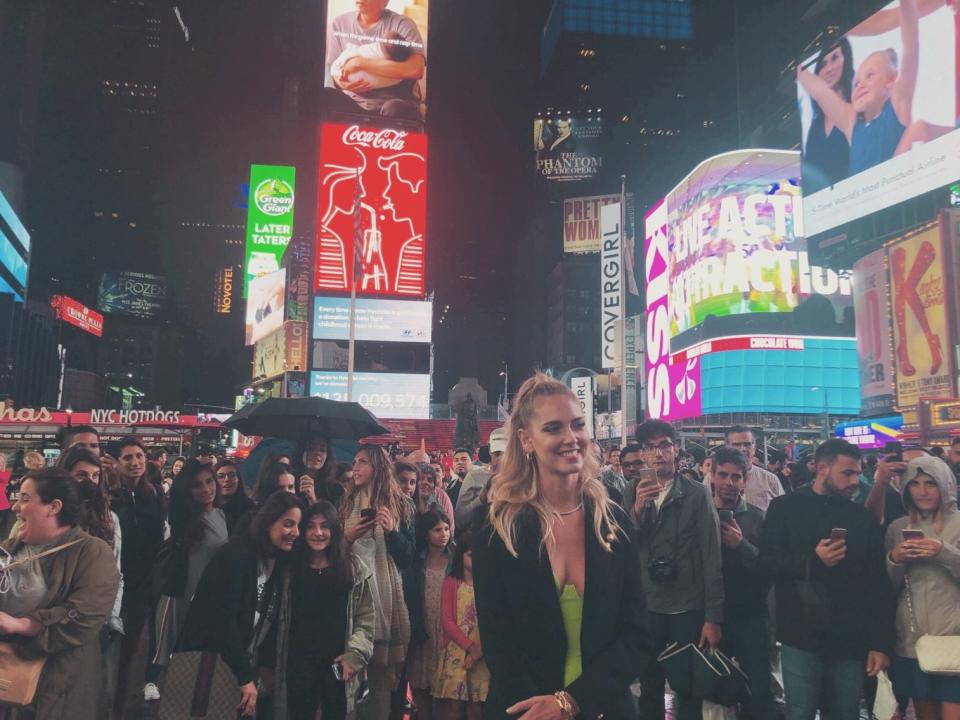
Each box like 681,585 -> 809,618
553,691 -> 578,719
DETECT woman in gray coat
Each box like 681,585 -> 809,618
886,455 -> 960,718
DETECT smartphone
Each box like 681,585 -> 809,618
884,441 -> 903,462
830,528 -> 848,542
718,509 -> 734,523
638,467 -> 661,489
331,661 -> 343,681
360,508 -> 376,521
902,529 -> 925,541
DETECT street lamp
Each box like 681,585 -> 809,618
810,386 -> 829,440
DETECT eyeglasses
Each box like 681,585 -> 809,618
621,460 -> 644,469
642,441 -> 675,454
216,471 -> 238,480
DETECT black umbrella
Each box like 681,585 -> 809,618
222,397 -> 390,441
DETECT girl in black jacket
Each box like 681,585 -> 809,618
177,491 -> 305,717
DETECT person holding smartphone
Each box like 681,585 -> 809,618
711,446 -> 773,719
759,439 -> 895,720
885,456 -> 960,717
340,444 -> 416,720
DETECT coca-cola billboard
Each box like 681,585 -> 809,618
316,122 -> 427,298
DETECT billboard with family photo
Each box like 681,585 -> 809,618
323,0 -> 428,124
798,0 -> 959,237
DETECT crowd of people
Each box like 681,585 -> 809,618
0,377 -> 957,720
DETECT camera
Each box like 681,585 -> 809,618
647,558 -> 677,583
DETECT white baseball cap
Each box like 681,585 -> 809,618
489,427 -> 507,454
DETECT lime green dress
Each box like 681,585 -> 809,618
556,580 -> 583,686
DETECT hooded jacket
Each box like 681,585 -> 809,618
885,456 -> 960,659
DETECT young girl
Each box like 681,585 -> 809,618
434,529 -> 488,720
405,509 -> 453,720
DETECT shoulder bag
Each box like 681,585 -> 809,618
0,538 -> 83,707
905,571 -> 960,675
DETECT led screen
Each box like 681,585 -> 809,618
313,296 -> 431,343
309,371 -> 430,419
798,0 -> 958,237
316,123 -> 426,298
323,0 -> 428,123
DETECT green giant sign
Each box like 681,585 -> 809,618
244,164 -> 296,297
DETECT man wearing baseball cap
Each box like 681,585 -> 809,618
455,426 -> 506,530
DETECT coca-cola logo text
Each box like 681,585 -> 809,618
342,125 -> 407,151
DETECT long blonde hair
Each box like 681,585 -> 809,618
340,444 -> 412,528
488,373 -> 622,557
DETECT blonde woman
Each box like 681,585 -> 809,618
341,443 -> 416,720
473,374 -> 647,720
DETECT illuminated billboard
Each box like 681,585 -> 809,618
664,150 -> 853,348
214,267 -> 235,315
253,320 -> 308,379
313,296 -> 432,343
323,0 -> 428,123
309,371 -> 430,419
836,415 -> 904,449
563,194 -> 620,254
245,268 -> 286,346
0,191 -> 29,301
98,271 -> 167,319
50,295 -> 104,337
853,249 -> 896,414
645,200 -> 702,421
798,0 -> 959,238
316,123 -> 426,298
244,165 -> 295,297
888,223 -> 954,409
534,113 -> 604,182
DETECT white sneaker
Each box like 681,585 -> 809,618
144,683 -> 160,702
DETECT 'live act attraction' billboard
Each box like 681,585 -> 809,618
244,165 -> 295,297
316,123 -> 427,298
662,149 -> 853,349
323,0 -> 428,124
798,0 -> 959,238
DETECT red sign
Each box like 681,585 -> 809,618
315,123 -> 427,298
50,295 -> 104,337
670,335 -> 806,363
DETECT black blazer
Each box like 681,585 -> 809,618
177,538 -> 283,686
473,501 -> 649,720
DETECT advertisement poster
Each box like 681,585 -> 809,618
310,370 -> 430,419
245,269 -> 286,346
888,225 -> 954,408
98,271 -> 167,319
645,201 -> 703,421
50,295 -> 104,337
562,194 -> 620,254
534,114 -> 604,182
284,240 -> 311,323
244,165 -> 295,297
664,150 -> 854,346
316,123 -> 427,297
252,320 -> 307,379
214,267 -> 235,315
570,376 -> 594,438
600,202 -> 622,369
323,0 -> 428,123
853,249 -> 896,414
798,1 -> 959,237
313,296 -> 432,342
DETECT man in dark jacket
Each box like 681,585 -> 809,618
712,445 -> 773,719
759,438 -> 894,720
626,420 -> 723,720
